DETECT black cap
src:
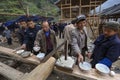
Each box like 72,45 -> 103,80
76,15 -> 86,23
71,19 -> 77,24
104,21 -> 120,31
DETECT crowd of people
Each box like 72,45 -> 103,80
0,15 -> 120,69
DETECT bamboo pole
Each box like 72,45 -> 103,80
70,0 -> 72,20
79,0 -> 81,15
60,1 -> 63,21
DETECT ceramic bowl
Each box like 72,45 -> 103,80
79,62 -> 92,72
16,49 -> 24,55
95,63 -> 110,75
36,53 -> 45,60
33,46 -> 40,52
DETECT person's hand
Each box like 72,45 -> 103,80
21,44 -> 26,49
86,52 -> 92,59
77,53 -> 83,63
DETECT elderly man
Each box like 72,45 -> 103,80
34,21 -> 57,56
71,15 -> 89,63
88,21 -> 120,68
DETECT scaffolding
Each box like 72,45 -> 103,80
55,0 -> 106,38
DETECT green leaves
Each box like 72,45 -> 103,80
0,0 -> 59,21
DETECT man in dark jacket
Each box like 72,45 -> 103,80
88,21 -> 120,68
17,19 -> 27,45
21,19 -> 40,52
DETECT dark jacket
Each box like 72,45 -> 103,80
17,28 -> 27,45
91,34 -> 120,68
23,25 -> 40,51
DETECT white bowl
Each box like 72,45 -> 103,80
79,62 -> 92,71
95,63 -> 110,74
16,50 -> 24,55
33,46 -> 40,52
36,53 -> 45,60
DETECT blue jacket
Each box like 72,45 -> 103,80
91,34 -> 120,68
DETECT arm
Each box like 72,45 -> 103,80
99,44 -> 120,67
21,30 -> 29,49
34,31 -> 41,46
71,30 -> 83,63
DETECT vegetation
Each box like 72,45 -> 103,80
0,0 -> 59,21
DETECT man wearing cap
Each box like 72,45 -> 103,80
88,21 -> 120,68
71,15 -> 89,63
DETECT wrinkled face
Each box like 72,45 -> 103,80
42,21 -> 50,32
27,21 -> 35,28
77,20 -> 86,30
20,21 -> 27,28
103,27 -> 117,37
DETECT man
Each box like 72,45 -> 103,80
17,19 -> 27,45
64,19 -> 77,55
3,27 -> 12,45
88,21 -> 120,68
21,19 -> 40,52
71,15 -> 89,63
34,21 -> 57,56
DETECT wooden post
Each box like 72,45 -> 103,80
21,57 -> 56,80
61,2 -> 63,21
26,6 -> 29,17
64,40 -> 68,60
79,0 -> 81,15
89,0 -> 91,23
70,0 -> 72,20
0,62 -> 24,80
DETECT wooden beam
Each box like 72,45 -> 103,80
70,0 -> 71,20
0,13 -> 25,16
90,1 -> 102,4
21,57 -> 56,80
61,5 -> 98,10
0,46 -> 40,65
61,6 -> 79,9
60,1 -> 63,21
79,0 -> 81,14
81,5 -> 98,7
54,65 -> 120,80
0,62 -> 24,80
41,40 -> 66,63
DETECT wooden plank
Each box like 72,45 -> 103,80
41,40 -> 66,63
0,62 -> 24,80
0,46 -> 40,65
0,13 -> 24,16
21,57 -> 56,80
54,65 -> 120,80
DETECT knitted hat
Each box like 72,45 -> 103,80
104,21 -> 120,31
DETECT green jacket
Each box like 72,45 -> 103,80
34,29 -> 57,54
